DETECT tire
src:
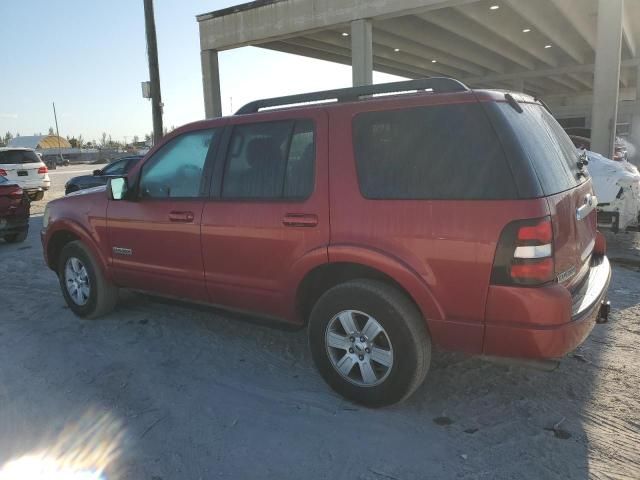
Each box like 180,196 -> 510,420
29,191 -> 44,201
4,229 -> 28,243
57,240 -> 118,318
308,279 -> 431,407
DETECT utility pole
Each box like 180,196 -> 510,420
52,102 -> 63,167
143,0 -> 163,145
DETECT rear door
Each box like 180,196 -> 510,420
0,149 -> 43,189
200,110 -> 329,321
496,102 -> 597,289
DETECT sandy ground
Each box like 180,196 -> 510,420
0,167 -> 638,479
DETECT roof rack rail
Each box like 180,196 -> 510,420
235,77 -> 469,115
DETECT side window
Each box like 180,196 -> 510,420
352,104 -> 517,200
222,119 -> 315,200
139,129 -> 218,198
284,120 -> 315,198
102,159 -> 127,176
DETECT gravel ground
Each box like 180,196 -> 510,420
0,168 -> 638,479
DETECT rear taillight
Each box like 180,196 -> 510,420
8,189 -> 23,200
0,169 -> 6,176
38,165 -> 48,174
491,216 -> 555,286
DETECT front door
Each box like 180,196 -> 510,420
201,111 -> 329,321
107,127 -> 222,302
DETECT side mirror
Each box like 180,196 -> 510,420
109,177 -> 128,201
93,169 -> 102,176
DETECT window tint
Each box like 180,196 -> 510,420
0,176 -> 7,185
497,103 -> 583,195
222,119 -> 315,199
0,150 -> 41,165
284,120 -> 315,198
139,129 -> 217,198
102,159 -> 128,176
353,104 -> 517,200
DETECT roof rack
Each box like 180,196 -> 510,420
235,77 -> 469,115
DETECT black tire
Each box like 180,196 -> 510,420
308,279 -> 431,407
57,240 -> 118,318
29,191 -> 44,201
4,229 -> 28,243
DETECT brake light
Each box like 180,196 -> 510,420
8,189 -> 23,200
0,169 -> 6,176
491,216 -> 555,286
38,165 -> 48,174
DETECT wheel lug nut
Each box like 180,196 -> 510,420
360,336 -> 365,342
349,348 -> 354,353
365,348 -> 370,353
350,337 -> 355,343
359,355 -> 364,361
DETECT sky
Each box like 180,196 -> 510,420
0,0 -> 401,144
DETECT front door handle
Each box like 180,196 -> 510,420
169,211 -> 195,222
283,213 -> 318,227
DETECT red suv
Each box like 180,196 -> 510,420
41,79 -> 611,406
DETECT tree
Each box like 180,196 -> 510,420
3,132 -> 13,146
132,135 -> 140,144
48,127 -> 55,135
77,134 -> 84,149
100,132 -> 107,147
144,133 -> 151,142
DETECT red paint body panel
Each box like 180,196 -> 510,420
201,109 -> 330,321
0,183 -> 30,235
40,88 -> 611,363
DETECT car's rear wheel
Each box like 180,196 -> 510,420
29,191 -> 44,201
58,240 -> 118,318
308,279 -> 431,407
3,229 -> 28,244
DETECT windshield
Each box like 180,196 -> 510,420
497,102 -> 585,195
0,149 -> 41,165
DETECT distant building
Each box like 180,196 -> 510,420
8,135 -> 72,150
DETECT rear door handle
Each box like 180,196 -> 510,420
169,211 -> 195,222
283,214 -> 318,227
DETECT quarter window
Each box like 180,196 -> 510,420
139,129 -> 218,198
352,104 -> 517,200
222,120 -> 315,200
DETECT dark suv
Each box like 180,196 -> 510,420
41,79 -> 611,406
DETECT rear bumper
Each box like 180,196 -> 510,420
483,256 -> 611,359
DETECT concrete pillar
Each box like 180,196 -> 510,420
591,0 -> 624,158
631,67 -> 640,164
201,49 -> 223,118
351,19 -> 373,86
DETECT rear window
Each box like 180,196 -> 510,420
352,103 -> 517,200
0,150 -> 41,165
496,102 -> 584,195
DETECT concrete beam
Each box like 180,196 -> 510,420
416,9 -> 536,70
351,19 -> 373,86
547,0 -> 597,51
591,0 -> 624,158
198,0 -> 478,51
378,16 -> 506,73
463,58 -> 640,84
201,49 -> 222,118
504,0 -> 587,64
623,1 -> 637,57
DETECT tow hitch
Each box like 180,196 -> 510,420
597,300 -> 611,324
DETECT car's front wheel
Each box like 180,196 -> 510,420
308,279 -> 431,407
29,191 -> 45,201
58,240 -> 118,318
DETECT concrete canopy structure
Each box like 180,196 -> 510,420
197,0 -> 640,158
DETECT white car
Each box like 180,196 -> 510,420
582,149 -> 640,232
0,147 -> 51,201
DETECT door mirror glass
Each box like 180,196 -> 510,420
93,169 -> 102,176
109,177 -> 128,200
